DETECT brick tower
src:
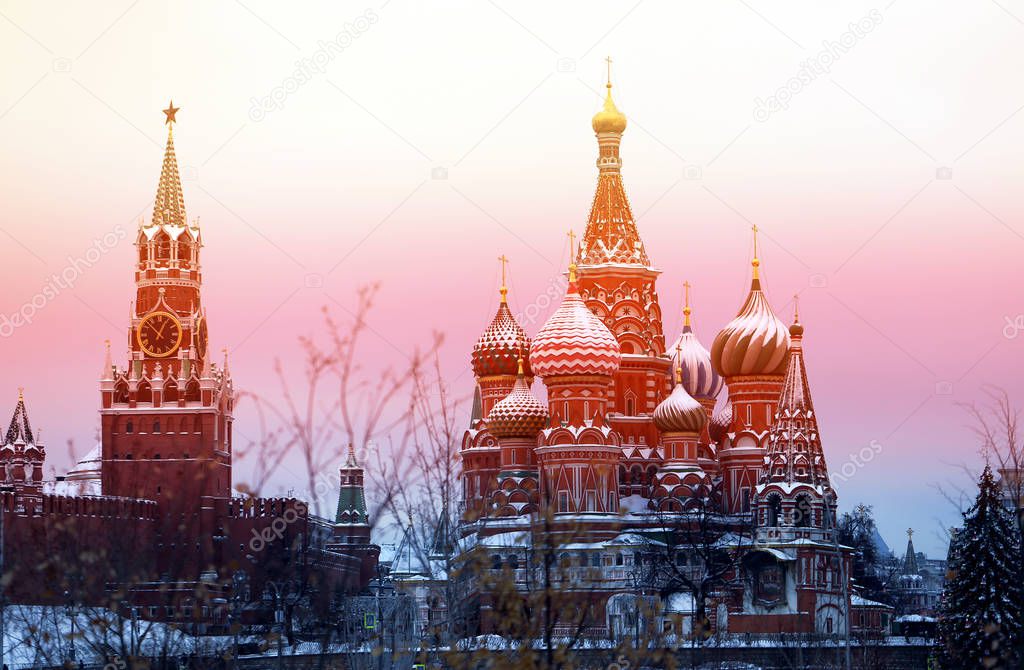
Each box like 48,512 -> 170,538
99,102 -> 233,571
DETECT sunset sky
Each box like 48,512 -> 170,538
2,0 -> 1023,557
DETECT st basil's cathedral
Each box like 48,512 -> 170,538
434,67 -> 881,639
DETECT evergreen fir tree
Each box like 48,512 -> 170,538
937,465 -> 1024,669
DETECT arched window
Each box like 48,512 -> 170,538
509,554 -> 519,571
767,495 -> 783,527
164,380 -> 179,403
126,420 -> 134,434
137,379 -> 153,404
491,555 -> 502,571
615,553 -> 624,566
185,378 -> 201,402
795,494 -> 813,527
153,420 -> 161,433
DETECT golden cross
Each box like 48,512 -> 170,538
752,224 -> 759,259
567,229 -> 576,257
907,528 -> 914,539
498,254 -> 509,287
793,294 -> 800,321
683,281 -> 691,308
17,387 -> 24,401
605,56 -> 613,86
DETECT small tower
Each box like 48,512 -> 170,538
711,225 -> 790,514
333,444 -> 370,542
463,257 -> 532,520
486,355 -> 548,517
530,252 -> 622,519
651,351 -> 710,512
670,282 -> 724,456
0,390 -> 45,496
754,305 -> 835,539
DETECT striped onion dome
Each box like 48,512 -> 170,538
472,294 -> 531,379
653,370 -> 707,434
487,360 -> 548,438
530,267 -> 620,378
709,401 -> 733,444
671,321 -> 723,401
711,274 -> 789,378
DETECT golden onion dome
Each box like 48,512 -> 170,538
487,359 -> 548,439
592,84 -> 627,134
653,367 -> 707,435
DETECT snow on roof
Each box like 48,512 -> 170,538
851,594 -> 893,609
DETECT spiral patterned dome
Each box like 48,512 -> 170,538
711,277 -> 790,378
671,323 -> 723,401
530,270 -> 620,378
487,364 -> 548,438
472,297 -> 532,379
709,401 -> 733,444
653,378 -> 707,434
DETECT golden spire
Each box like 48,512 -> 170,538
592,57 -> 627,134
751,224 -> 761,280
674,343 -> 683,385
153,100 -> 186,228
498,254 -> 509,303
17,387 -> 24,402
790,294 -> 804,337
683,281 -> 692,328
567,230 -> 578,283
793,294 -> 800,323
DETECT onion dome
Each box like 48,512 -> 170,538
670,284 -> 723,400
471,282 -> 531,379
487,358 -> 548,438
530,262 -> 620,378
592,61 -> 627,134
711,228 -> 789,377
709,401 -> 733,444
654,363 -> 707,434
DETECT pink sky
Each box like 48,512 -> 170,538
2,1 -> 1023,557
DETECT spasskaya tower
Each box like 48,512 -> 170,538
99,102 -> 233,511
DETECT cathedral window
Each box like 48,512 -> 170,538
126,421 -> 133,434
153,421 -> 161,433
491,555 -> 502,571
557,491 -> 569,513
615,553 -> 624,566
741,488 -> 751,513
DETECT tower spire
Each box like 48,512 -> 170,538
683,281 -> 692,329
153,100 -> 186,228
498,254 -> 509,303
751,224 -> 761,282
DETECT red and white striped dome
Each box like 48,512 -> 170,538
653,381 -> 707,434
530,273 -> 620,378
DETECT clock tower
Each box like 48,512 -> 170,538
99,103 -> 233,553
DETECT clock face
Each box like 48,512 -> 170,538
136,311 -> 183,358
195,315 -> 209,358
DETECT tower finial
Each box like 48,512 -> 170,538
793,294 -> 800,323
683,281 -> 692,328
751,224 -> 760,280
674,342 -> 683,385
605,56 -> 613,89
567,230 -> 578,283
163,100 -> 180,126
498,254 -> 509,303
516,343 -> 525,377
17,387 -> 24,402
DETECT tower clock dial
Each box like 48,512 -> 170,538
137,311 -> 183,358
195,315 -> 209,358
